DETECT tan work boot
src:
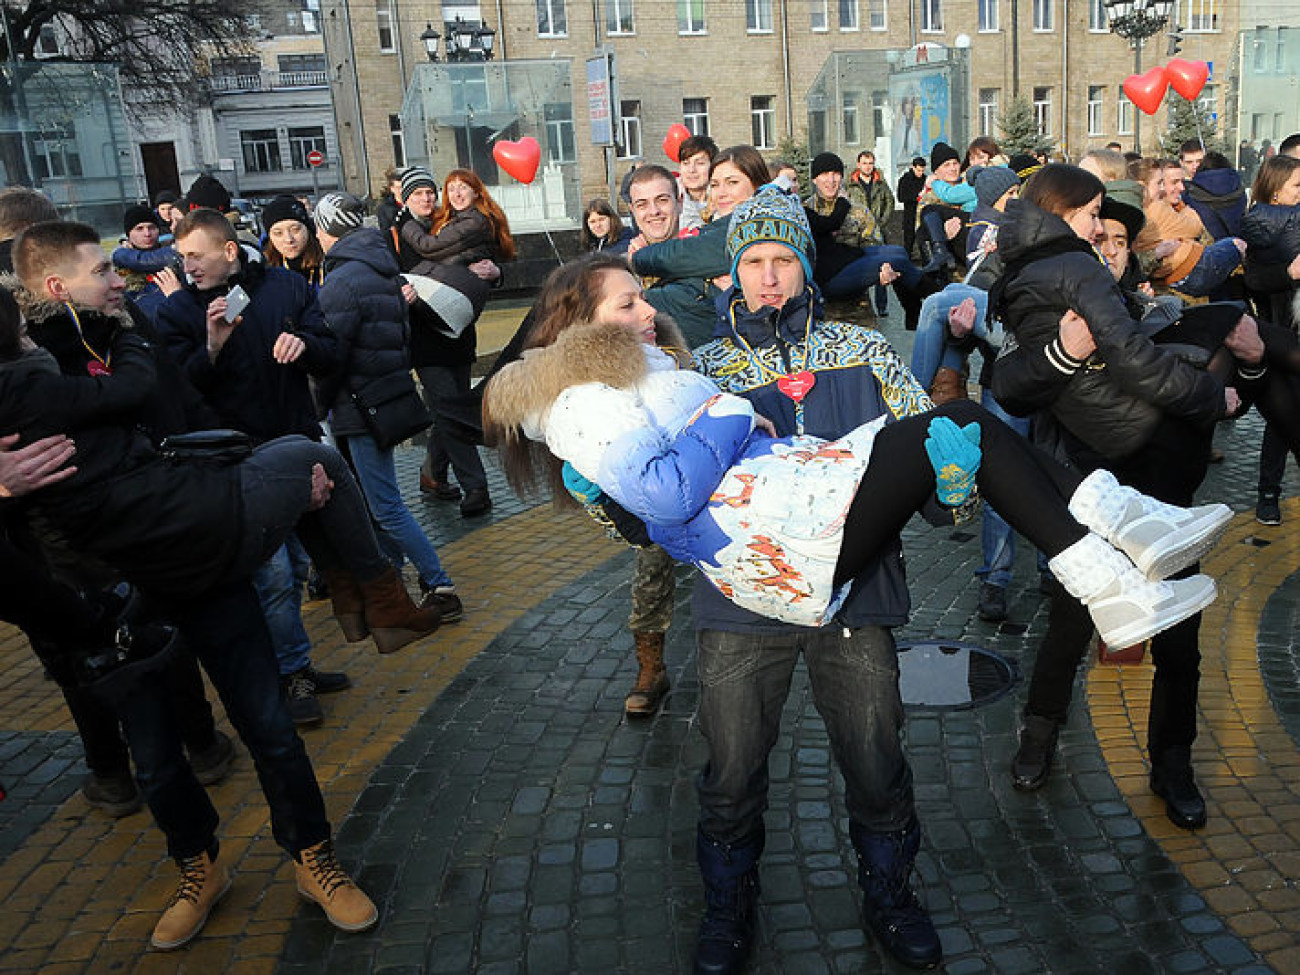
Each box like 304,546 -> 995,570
358,567 -> 441,654
625,632 -> 670,717
295,839 -> 379,932
927,366 -> 969,406
150,850 -> 232,951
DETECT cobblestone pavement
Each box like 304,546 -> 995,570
1,310 -> 1299,973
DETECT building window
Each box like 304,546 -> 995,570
537,0 -> 567,37
683,98 -> 710,136
1253,29 -> 1269,73
211,57 -> 262,92
544,103 -> 576,163
840,1 -> 859,30
1198,83 -> 1217,122
871,91 -> 889,138
618,100 -> 642,158
241,129 -> 282,173
303,9 -> 319,33
811,0 -> 828,30
1179,0 -> 1217,33
750,96 -> 776,149
678,0 -> 705,34
978,0 -> 998,31
389,114 -> 406,167
1088,0 -> 1107,30
978,88 -> 999,135
289,127 -> 327,170
867,0 -> 886,30
842,95 -> 860,144
747,0 -> 773,33
1033,86 -> 1051,136
29,125 -> 82,178
35,23 -> 59,56
376,1 -> 395,53
1087,86 -> 1104,135
1118,88 -> 1133,135
920,0 -> 942,33
606,0 -> 634,36
1033,0 -> 1053,31
278,54 -> 327,85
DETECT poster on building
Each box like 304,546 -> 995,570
586,54 -> 614,146
888,67 -> 951,176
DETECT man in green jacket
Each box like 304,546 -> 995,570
846,150 -> 897,316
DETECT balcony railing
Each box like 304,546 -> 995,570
210,70 -> 328,93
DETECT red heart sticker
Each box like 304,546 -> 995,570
87,360 -> 112,377
777,371 -> 816,403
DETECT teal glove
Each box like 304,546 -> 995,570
562,461 -> 604,506
924,417 -> 982,506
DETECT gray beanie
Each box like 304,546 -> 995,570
400,166 -> 437,201
971,165 -> 1020,208
314,192 -> 367,238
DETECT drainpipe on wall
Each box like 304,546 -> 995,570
1011,0 -> 1020,97
780,0 -> 793,138
1061,0 -> 1068,156
495,0 -> 507,60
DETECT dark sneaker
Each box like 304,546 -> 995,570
419,585 -> 464,623
420,472 -> 461,501
280,670 -> 323,727
459,488 -> 492,518
1256,495 -> 1282,526
75,622 -> 182,702
976,582 -> 1008,622
187,731 -> 235,787
82,771 -> 142,818
299,665 -> 351,694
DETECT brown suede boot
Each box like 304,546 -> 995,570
150,850 -> 232,951
625,632 -> 670,716
295,839 -> 378,932
928,366 -> 969,406
359,567 -> 441,654
322,571 -> 368,642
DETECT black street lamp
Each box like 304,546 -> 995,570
1104,0 -> 1175,152
443,16 -> 495,62
420,22 -> 441,62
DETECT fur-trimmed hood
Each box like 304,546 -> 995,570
2,271 -> 135,333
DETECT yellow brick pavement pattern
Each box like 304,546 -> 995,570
0,505 -> 619,973
1088,504 -> 1300,971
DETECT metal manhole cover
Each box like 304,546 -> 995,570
896,641 -> 1019,711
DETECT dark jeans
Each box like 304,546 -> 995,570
117,581 -> 330,860
1025,416 -> 1210,763
417,363 -> 488,494
696,626 -> 913,843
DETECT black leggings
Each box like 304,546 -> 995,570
833,400 -> 1087,587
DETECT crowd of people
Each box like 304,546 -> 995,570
1,123 -> 1299,973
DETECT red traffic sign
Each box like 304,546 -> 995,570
306,150 -> 325,168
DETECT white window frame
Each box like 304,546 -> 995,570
811,0 -> 829,31
842,96 -> 861,145
978,0 -> 999,32
1088,0 -> 1107,31
1087,86 -> 1104,136
1178,0 -> 1217,33
867,0 -> 886,30
1033,0 -> 1053,32
920,0 -> 943,34
677,0 -> 706,35
606,0 -> 635,36
1117,89 -> 1133,136
840,0 -> 859,31
978,88 -> 999,135
1197,84 -> 1217,124
1033,86 -> 1052,137
683,98 -> 710,137
752,96 -> 777,149
389,114 -> 406,167
376,1 -> 396,53
747,0 -> 774,34
618,101 -> 642,159
544,103 -> 576,164
537,0 -> 568,38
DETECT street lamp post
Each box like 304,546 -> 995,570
1103,0 -> 1175,153
420,23 -> 441,62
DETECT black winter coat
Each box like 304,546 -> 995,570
1184,168 -> 1246,240
1241,202 -> 1300,329
992,200 -> 1223,461
156,255 -> 339,442
317,228 -> 416,438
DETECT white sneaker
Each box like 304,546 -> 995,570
1068,469 -> 1232,580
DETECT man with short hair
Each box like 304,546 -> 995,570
1178,139 -> 1206,178
112,204 -> 181,322
678,134 -> 718,231
1163,158 -> 1189,204
896,156 -> 927,258
0,186 -> 58,271
376,165 -> 404,239
847,150 -> 898,316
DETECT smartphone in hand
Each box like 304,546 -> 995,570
224,284 -> 251,323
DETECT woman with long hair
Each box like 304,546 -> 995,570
706,145 -> 769,220
397,167 -> 514,517
261,195 -> 325,291
581,198 -> 633,253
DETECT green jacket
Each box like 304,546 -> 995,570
846,172 -> 896,244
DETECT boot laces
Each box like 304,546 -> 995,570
169,854 -> 208,907
304,841 -> 352,897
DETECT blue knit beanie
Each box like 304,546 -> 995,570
726,182 -> 816,284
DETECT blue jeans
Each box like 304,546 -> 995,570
117,581 -> 330,860
909,284 -> 990,389
978,390 -> 1035,588
252,544 -> 313,677
822,245 -> 923,300
1169,238 -> 1243,298
695,626 -> 913,843
345,433 -> 453,589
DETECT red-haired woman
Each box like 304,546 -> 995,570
395,168 -> 515,517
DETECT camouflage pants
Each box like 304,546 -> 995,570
628,545 -> 676,634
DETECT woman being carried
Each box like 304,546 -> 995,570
484,187 -> 1229,651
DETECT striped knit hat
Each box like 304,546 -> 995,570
400,166 -> 437,201
314,192 -> 367,238
725,182 -> 815,283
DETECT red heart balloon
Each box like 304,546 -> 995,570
1123,66 -> 1169,116
1166,58 -> 1210,101
662,123 -> 691,163
492,137 -> 541,184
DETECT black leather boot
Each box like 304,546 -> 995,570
850,818 -> 942,970
1011,714 -> 1060,791
1150,750 -> 1207,829
693,828 -> 764,975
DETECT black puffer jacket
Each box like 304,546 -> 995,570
317,227 -> 415,438
1240,202 -> 1300,329
992,200 -> 1223,461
